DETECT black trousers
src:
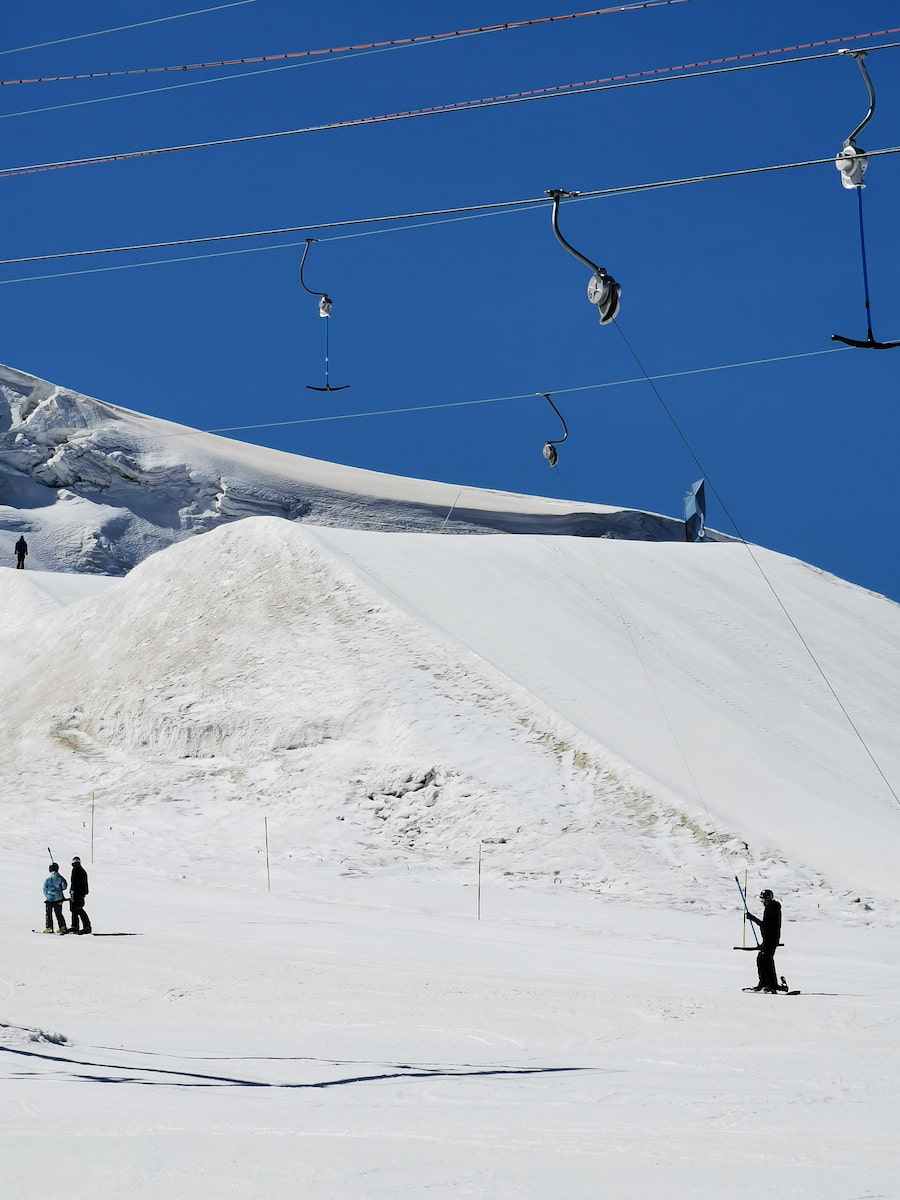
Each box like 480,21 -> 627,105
44,900 -> 67,931
756,944 -> 779,990
70,897 -> 91,933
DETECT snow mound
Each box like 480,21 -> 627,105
1,519 -> 709,898
2,516 -> 899,921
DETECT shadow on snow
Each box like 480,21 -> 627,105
0,1043 -> 591,1089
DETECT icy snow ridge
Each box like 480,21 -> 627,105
0,362 -> 694,575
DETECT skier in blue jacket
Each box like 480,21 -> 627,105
43,864 -> 69,934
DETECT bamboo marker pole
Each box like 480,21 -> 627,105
742,869 -> 748,947
264,816 -> 271,892
90,793 -> 95,864
477,842 -> 482,920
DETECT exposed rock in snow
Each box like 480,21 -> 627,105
0,362 -> 705,575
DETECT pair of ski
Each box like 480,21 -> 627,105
743,975 -> 800,996
32,929 -> 89,935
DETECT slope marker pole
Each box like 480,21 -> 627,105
477,842 -> 482,920
264,816 -> 271,892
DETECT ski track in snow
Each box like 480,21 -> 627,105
2,866 -> 899,1199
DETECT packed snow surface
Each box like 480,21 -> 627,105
2,363 -> 900,1197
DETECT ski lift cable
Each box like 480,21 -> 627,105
4,140 -> 900,272
0,50 -> 409,126
153,346 -> 847,437
94,346 -> 853,447
0,20 -> 519,125
537,451 -> 732,869
590,547 -> 736,867
3,39 -> 900,181
0,1 -> 264,59
612,319 -> 900,812
0,15 -> 560,126
0,3 -> 697,84
3,32 -> 900,133
2,18 -> 896,93
549,348 -> 753,864
535,408 -> 783,892
438,489 -> 464,533
0,204 -> 549,276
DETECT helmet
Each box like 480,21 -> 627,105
72,856 -> 81,863
759,889 -> 774,902
49,863 -> 59,871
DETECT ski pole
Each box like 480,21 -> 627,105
734,875 -> 760,948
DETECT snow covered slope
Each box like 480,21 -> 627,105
0,362 -> 689,575
3,368 -> 900,1200
2,516 -> 898,916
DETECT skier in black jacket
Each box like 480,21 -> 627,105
14,536 -> 27,569
69,856 -> 92,934
745,889 -> 782,992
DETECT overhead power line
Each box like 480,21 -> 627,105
2,37 -> 899,182
4,32 -> 900,131
0,6 -> 699,128
0,2 -> 693,85
0,2 -> 264,59
0,58 -> 325,125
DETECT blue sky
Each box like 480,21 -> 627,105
2,0 -> 899,599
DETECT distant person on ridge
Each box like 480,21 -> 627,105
14,535 -> 27,569
42,863 -> 69,934
69,855 -> 91,935
745,888 -> 782,992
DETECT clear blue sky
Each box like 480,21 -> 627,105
2,1 -> 899,599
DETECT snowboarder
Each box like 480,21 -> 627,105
69,856 -> 91,935
42,863 -> 69,934
14,536 -> 27,569
745,888 -> 781,992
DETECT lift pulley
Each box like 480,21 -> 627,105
547,189 -> 621,325
539,392 -> 569,467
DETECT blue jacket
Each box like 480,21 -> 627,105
43,872 -> 67,901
